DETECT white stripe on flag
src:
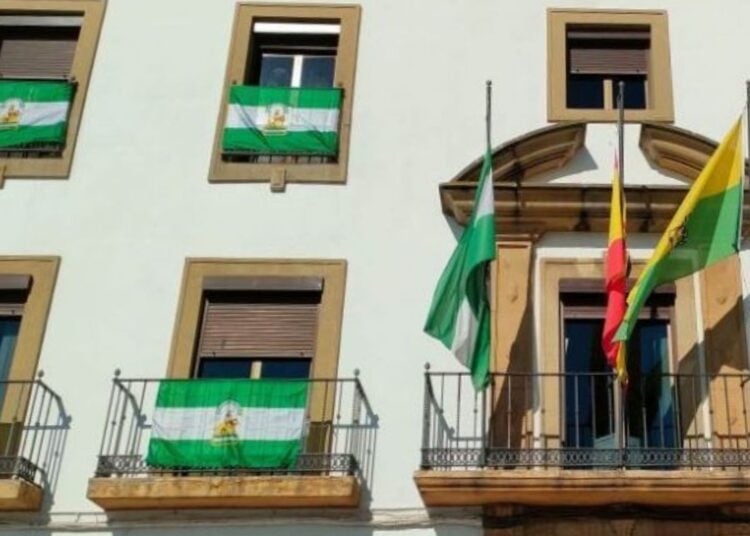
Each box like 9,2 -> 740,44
451,297 -> 478,367
17,102 -> 69,127
475,161 -> 494,219
225,104 -> 339,132
152,407 -> 306,441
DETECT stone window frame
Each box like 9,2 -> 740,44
0,256 -> 59,421
0,0 -> 105,185
167,258 -> 347,381
547,8 -> 674,123
208,3 -> 361,189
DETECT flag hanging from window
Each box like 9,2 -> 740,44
424,149 -> 496,390
602,151 -> 628,382
615,118 -> 744,342
0,81 -> 73,148
222,86 -> 341,156
146,379 -> 309,469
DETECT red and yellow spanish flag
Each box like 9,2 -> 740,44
615,118 -> 744,343
602,152 -> 628,382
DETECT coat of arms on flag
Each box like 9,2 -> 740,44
0,99 -> 23,128
262,103 -> 289,133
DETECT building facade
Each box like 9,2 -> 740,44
0,0 -> 749,535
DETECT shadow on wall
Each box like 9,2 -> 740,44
525,146 -> 598,185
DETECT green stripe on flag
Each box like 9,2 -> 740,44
223,129 -> 338,155
147,439 -> 303,469
228,85 -> 342,109
155,380 -> 308,408
0,124 -> 68,147
0,81 -> 73,103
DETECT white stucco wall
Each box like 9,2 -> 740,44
1,0 -> 749,533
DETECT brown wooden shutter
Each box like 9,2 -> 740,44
0,25 -> 80,79
198,295 -> 320,358
568,29 -> 649,75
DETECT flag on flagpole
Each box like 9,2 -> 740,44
615,118 -> 744,342
424,149 -> 496,390
602,152 -> 629,382
146,380 -> 309,469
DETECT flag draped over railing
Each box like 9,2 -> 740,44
222,86 -> 342,156
146,380 -> 309,469
0,81 -> 73,148
615,118 -> 744,342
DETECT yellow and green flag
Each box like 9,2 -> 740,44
615,119 -> 744,341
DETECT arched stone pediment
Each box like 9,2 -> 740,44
440,123 -> 750,240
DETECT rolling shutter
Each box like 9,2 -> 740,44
0,23 -> 81,79
0,275 -> 30,316
568,29 -> 649,75
198,291 -> 320,359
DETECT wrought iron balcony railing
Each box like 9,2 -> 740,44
95,371 -> 378,486
0,373 -> 69,487
422,368 -> 750,470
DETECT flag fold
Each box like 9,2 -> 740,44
602,152 -> 628,381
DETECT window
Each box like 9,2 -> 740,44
0,282 -> 25,407
210,4 -> 361,189
0,1 -> 104,183
547,9 -> 673,122
560,286 -> 677,452
193,286 -> 322,380
0,258 -> 58,414
168,259 -> 346,381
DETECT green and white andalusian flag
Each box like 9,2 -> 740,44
146,380 -> 309,469
222,86 -> 341,156
0,81 -> 73,148
424,149 -> 496,390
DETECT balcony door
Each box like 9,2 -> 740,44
561,283 -> 677,451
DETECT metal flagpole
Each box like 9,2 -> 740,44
614,81 -> 626,457
486,80 -> 492,151
480,79 -> 492,467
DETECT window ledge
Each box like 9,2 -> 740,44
414,469 -> 750,508
87,475 -> 361,510
0,480 -> 43,511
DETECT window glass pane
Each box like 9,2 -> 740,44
563,319 -> 611,448
197,358 -> 252,379
0,316 -> 20,407
258,54 -> 294,87
611,75 -> 647,109
260,359 -> 311,379
300,56 -> 335,88
627,320 -> 676,448
566,74 -> 605,109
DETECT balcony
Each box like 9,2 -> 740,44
87,372 -> 378,510
0,375 -> 69,511
415,370 -> 750,508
